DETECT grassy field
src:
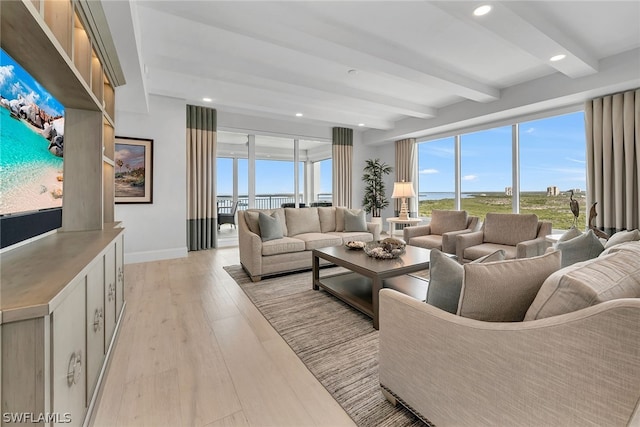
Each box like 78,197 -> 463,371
418,192 -> 587,230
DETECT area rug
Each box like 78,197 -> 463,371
223,265 -> 431,427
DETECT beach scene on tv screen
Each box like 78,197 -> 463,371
0,48 -> 65,216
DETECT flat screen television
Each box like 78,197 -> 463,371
0,47 -> 65,249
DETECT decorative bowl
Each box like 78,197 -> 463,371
345,240 -> 366,250
364,238 -> 406,259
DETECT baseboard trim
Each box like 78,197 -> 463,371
125,247 -> 188,264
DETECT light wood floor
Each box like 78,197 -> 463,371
90,247 -> 356,427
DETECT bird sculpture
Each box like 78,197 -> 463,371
569,190 -> 580,228
588,202 -> 609,239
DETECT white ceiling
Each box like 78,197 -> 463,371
103,1 -> 640,143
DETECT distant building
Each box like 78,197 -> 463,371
547,186 -> 560,196
505,186 -> 512,196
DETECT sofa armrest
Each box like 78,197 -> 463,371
441,229 -> 473,254
379,289 -> 640,427
516,236 -> 549,258
403,224 -> 432,241
455,230 -> 484,261
366,222 -> 381,241
238,212 -> 263,280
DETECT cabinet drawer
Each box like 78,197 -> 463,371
86,258 -> 105,404
52,279 -> 86,427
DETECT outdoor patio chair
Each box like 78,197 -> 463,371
218,201 -> 239,229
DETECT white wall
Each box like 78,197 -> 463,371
115,94 -> 188,264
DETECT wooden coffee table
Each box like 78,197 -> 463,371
312,245 -> 432,329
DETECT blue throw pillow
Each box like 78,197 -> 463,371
344,209 -> 367,232
258,212 -> 283,242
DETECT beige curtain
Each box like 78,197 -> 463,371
395,138 -> 417,215
332,127 -> 353,208
187,105 -> 217,250
585,89 -> 639,233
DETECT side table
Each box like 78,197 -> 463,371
387,217 -> 422,236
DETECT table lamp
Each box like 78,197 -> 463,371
392,181 -> 416,221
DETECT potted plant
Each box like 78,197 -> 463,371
362,158 -> 392,225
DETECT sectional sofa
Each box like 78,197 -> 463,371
238,207 -> 381,281
379,240 -> 640,426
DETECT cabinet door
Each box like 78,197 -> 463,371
52,279 -> 86,427
115,234 -> 124,318
85,257 -> 105,403
104,245 -> 116,351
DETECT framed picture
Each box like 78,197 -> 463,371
115,137 -> 153,204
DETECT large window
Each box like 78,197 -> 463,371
460,126 -> 512,220
519,112 -> 586,229
416,111 -> 586,230
417,137 -> 455,215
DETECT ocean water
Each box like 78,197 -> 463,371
419,192 -> 474,201
0,108 -> 63,215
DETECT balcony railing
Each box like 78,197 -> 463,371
218,194 -> 332,210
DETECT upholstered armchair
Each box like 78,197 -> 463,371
404,210 -> 479,254
456,213 -> 551,263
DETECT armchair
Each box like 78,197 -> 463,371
404,210 -> 479,254
456,213 -> 551,262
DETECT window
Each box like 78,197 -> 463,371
519,112 -> 586,229
460,126 -> 512,220
417,137 -> 455,216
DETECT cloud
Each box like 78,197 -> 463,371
565,157 -> 586,164
419,168 -> 439,175
0,65 -> 14,87
462,174 -> 478,181
524,127 -> 535,134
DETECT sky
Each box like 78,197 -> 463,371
0,49 -> 64,117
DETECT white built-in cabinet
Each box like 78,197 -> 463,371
0,1 -> 125,426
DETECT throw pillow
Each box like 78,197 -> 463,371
426,249 -> 506,314
344,209 -> 367,232
554,227 -> 583,247
556,229 -> 604,268
258,212 -> 283,242
604,229 -> 640,249
456,250 -> 561,322
285,207 -> 321,236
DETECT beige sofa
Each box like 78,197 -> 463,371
238,207 -> 381,281
456,212 -> 551,262
404,209 -> 479,254
379,241 -> 640,427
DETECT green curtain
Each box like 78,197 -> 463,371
332,127 -> 353,208
186,105 -> 217,250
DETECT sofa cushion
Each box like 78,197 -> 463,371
261,237 -> 306,256
344,209 -> 367,232
604,229 -> 640,249
464,243 -> 518,260
601,240 -> 640,256
318,207 -> 337,232
245,209 -> 287,236
258,212 -> 283,242
429,210 -> 467,236
556,229 -> 604,268
408,235 -> 443,250
329,231 -> 375,244
293,233 -> 343,251
427,249 -> 506,314
285,207 -> 321,236
457,250 -> 561,322
335,207 -> 347,232
524,250 -> 640,320
483,213 -> 538,246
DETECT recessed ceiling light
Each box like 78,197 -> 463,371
550,54 -> 566,62
358,123 -> 365,127
202,97 -> 212,102
295,113 -> 303,117
473,5 -> 492,16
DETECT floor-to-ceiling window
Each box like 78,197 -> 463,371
417,137 -> 456,215
519,112 -> 586,229
417,110 -> 586,230
460,126 -> 512,220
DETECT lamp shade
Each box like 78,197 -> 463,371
392,181 -> 416,199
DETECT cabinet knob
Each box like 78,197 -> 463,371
66,350 -> 83,387
108,283 -> 115,301
93,308 -> 103,332
118,267 -> 124,283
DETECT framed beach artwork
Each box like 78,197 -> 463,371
114,137 -> 153,204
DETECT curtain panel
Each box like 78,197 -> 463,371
395,138 -> 417,215
585,89 -> 639,233
186,105 -> 217,251
332,127 -> 353,208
